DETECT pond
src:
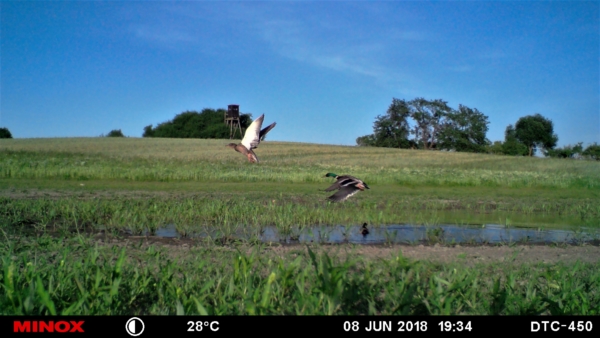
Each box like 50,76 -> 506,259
139,223 -> 600,245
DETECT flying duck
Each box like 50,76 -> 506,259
227,114 -> 276,163
323,173 -> 370,202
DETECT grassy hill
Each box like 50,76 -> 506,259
1,137 -> 599,231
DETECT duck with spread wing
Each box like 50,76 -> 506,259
323,173 -> 370,202
227,114 -> 276,163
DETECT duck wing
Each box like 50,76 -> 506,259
327,186 -> 361,202
337,175 -> 369,190
241,114 -> 264,151
324,181 -> 342,191
259,122 -> 276,141
325,175 -> 361,191
336,176 -> 362,187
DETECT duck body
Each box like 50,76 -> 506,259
361,223 -> 369,236
227,114 -> 276,163
323,172 -> 370,202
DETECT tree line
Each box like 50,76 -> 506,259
357,97 -> 599,160
1,101 -> 597,160
356,98 -> 490,153
1,108 -> 254,141
142,108 -> 253,139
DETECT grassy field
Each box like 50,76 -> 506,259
2,137 -> 599,188
1,137 -> 599,231
1,137 -> 599,315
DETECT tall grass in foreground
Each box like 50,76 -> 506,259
1,234 -> 598,315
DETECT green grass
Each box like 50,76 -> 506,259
1,193 -> 599,237
1,233 -> 598,315
1,137 -> 599,231
1,137 -> 599,188
1,137 -> 599,315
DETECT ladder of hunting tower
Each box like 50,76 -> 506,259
225,104 -> 243,139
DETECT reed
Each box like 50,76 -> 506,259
1,233 -> 598,315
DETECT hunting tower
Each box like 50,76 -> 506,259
225,104 -> 243,139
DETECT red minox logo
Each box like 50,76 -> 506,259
13,321 -> 85,333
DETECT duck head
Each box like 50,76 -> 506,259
324,172 -> 338,178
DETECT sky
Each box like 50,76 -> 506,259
1,1 -> 598,149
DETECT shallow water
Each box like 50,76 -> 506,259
143,223 -> 600,245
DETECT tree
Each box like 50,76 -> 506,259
514,113 -> 558,156
437,104 -> 490,153
361,104 -> 567,158
106,129 -> 125,137
502,124 -> 529,156
0,127 -> 12,139
485,141 -> 505,155
142,125 -> 154,138
408,98 -> 452,149
582,143 -> 600,161
356,134 -> 376,147
545,142 -> 583,159
143,108 -> 253,139
356,98 -> 412,148
357,97 -> 491,152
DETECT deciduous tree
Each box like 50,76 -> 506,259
514,113 -> 558,156
502,124 -> 529,156
437,104 -> 490,153
143,108 -> 252,139
357,98 -> 490,152
106,129 -> 125,137
582,142 -> 600,161
356,98 -> 412,148
545,142 -> 583,159
408,98 -> 452,149
0,127 -> 12,139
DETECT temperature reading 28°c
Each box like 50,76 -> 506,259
187,321 -> 219,332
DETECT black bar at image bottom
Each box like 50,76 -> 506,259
1,316 -> 597,336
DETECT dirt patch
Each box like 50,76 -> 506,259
255,243 -> 600,266
98,234 -> 600,266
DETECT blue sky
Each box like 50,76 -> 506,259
2,1 -> 598,149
